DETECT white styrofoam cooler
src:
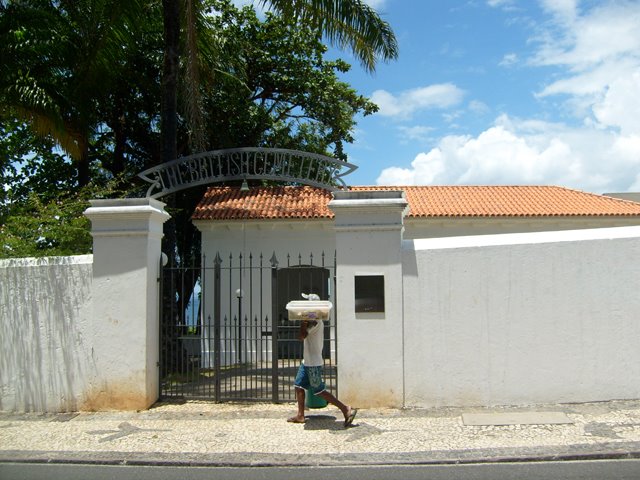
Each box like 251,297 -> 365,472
285,300 -> 333,321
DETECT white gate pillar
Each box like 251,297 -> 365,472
84,198 -> 170,410
329,191 -> 408,408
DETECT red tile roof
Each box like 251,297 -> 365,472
192,185 -> 640,221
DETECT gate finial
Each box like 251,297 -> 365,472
270,252 -> 279,268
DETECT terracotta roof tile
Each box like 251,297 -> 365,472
192,185 -> 640,221
193,186 -> 333,220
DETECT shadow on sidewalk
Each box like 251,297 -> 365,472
303,414 -> 346,431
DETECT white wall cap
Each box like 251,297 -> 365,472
329,198 -> 409,209
329,192 -> 409,224
329,190 -> 408,212
405,225 -> 640,251
332,190 -> 406,201
84,198 -> 170,222
88,198 -> 167,209
0,254 -> 93,268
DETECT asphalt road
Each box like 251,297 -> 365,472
3,459 -> 640,480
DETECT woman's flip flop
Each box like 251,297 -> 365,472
344,408 -> 358,427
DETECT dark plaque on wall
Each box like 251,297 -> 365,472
354,275 -> 385,313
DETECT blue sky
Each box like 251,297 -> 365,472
243,0 -> 640,193
319,0 -> 640,193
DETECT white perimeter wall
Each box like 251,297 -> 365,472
0,256 -> 95,412
402,226 -> 640,407
4,209 -> 640,412
1,198 -> 169,413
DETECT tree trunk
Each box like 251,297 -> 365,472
161,0 -> 180,260
161,0 -> 180,165
161,0 -> 182,378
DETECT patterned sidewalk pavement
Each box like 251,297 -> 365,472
2,400 -> 640,466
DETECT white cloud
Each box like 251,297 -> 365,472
370,84 -> 465,119
499,53 -> 518,67
592,71 -> 640,135
538,2 -> 640,68
397,125 -> 434,143
469,100 -> 490,115
487,0 -> 517,9
539,0 -> 578,24
377,115 -> 640,193
533,2 -> 640,99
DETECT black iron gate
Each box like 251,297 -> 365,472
159,251 -> 337,402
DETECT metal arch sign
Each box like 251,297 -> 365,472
138,147 -> 358,198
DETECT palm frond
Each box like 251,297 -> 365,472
262,0 -> 398,73
13,105 -> 84,161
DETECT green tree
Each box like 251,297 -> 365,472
0,117 -> 134,258
0,0 -> 397,259
0,0 -> 149,186
202,2 -> 378,158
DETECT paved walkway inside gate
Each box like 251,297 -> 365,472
2,399 -> 640,467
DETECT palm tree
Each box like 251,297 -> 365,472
161,0 -> 181,166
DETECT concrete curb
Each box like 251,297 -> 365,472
3,442 -> 640,468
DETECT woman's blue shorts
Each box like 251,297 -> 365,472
293,364 -> 326,394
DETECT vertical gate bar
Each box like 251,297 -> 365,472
321,251 -> 329,392
214,253 -> 222,402
233,314 -> 238,397
183,266 -> 188,397
165,263 -> 170,399
249,253 -> 254,398
265,313 -> 269,399
333,250 -> 338,397
158,256 -> 163,399
241,313 -> 245,398
173,264 -> 177,399
194,264 -> 199,397
190,265 -> 195,397
169,263 -> 174,399
257,255 -> 262,398
201,255 -> 207,399
172,264 -> 177,398
170,263 -> 176,398
223,315 -> 228,399
186,266 -> 191,396
251,314 -> 255,397
238,252 -> 243,367
179,264 -> 186,397
228,253 -> 233,401
249,253 -> 254,336
270,252 -> 279,402
184,266 -> 189,397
